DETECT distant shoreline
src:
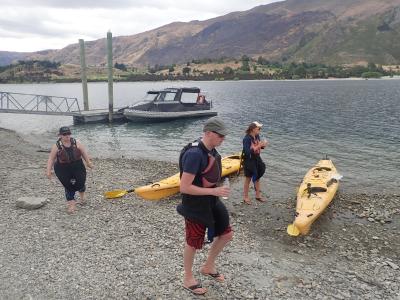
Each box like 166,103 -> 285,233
1,75 -> 400,85
1,58 -> 397,84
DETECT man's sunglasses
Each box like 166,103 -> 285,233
212,131 -> 225,138
62,132 -> 71,136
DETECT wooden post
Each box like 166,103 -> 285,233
107,31 -> 114,122
79,39 -> 89,111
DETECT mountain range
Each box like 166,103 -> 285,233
2,0 -> 400,67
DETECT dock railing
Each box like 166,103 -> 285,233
0,91 -> 81,116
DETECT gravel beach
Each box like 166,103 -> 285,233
0,127 -> 399,299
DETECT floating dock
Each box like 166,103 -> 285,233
0,91 -> 129,124
73,109 -> 126,124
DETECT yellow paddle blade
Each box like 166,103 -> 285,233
104,190 -> 127,199
104,188 -> 134,199
287,224 -> 300,236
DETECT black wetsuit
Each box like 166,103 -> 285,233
54,138 -> 86,200
242,134 -> 266,182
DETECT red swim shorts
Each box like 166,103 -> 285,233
185,219 -> 232,249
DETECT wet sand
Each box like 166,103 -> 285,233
0,127 -> 399,299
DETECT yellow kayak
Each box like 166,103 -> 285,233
287,159 -> 341,236
134,153 -> 242,201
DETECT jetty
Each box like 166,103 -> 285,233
0,32 -> 125,124
0,91 -> 125,124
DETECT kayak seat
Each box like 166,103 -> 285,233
315,166 -> 331,172
305,182 -> 327,193
310,186 -> 327,193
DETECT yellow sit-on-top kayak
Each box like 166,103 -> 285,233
134,153 -> 242,201
287,159 -> 341,236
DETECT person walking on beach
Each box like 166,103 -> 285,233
46,126 -> 93,214
242,121 -> 268,205
177,116 -> 233,296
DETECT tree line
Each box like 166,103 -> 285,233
0,57 -> 398,83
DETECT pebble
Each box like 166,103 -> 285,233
385,262 -> 399,270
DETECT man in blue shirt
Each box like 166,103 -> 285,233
177,116 -> 232,295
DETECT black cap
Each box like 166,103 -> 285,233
59,126 -> 71,135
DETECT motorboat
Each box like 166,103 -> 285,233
123,87 -> 217,122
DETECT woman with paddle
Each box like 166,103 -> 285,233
46,126 -> 93,214
242,121 -> 268,204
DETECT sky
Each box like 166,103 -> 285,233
0,0 -> 282,53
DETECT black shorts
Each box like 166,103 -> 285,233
54,160 -> 86,192
244,156 -> 266,180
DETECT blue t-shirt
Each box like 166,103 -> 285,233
181,146 -> 208,176
181,145 -> 218,187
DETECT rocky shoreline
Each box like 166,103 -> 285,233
0,127 -> 399,299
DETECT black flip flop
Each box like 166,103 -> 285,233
183,283 -> 207,295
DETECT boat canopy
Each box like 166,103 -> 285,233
131,87 -> 205,106
180,87 -> 200,93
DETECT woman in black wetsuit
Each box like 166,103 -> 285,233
46,126 -> 93,214
242,121 -> 268,205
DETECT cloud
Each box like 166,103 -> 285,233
0,1 -> 281,52
3,0 -> 278,10
0,0 -> 137,9
0,9 -> 69,38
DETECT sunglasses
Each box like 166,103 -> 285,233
212,131 -> 225,138
62,132 -> 71,136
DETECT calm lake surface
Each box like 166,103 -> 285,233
1,79 -> 399,197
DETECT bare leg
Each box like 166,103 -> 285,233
255,180 -> 261,197
255,180 -> 266,202
243,177 -> 251,204
200,230 -> 233,280
183,243 -> 207,294
78,191 -> 86,205
67,200 -> 77,214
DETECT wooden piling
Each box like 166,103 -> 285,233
79,39 -> 89,111
107,31 -> 114,123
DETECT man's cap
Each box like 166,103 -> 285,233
203,116 -> 228,136
59,126 -> 71,135
252,121 -> 263,128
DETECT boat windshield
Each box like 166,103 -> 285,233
142,92 -> 160,102
157,91 -> 177,102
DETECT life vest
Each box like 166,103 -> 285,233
177,140 -> 224,228
179,139 -> 222,188
250,136 -> 262,155
56,137 -> 82,164
243,134 -> 262,160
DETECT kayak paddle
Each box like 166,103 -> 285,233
236,150 -> 244,176
104,188 -> 135,199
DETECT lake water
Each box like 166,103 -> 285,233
1,79 -> 399,197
